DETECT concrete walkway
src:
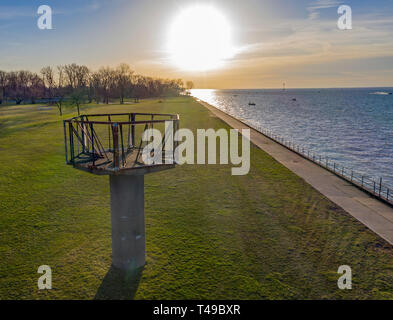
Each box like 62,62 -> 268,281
197,99 -> 393,245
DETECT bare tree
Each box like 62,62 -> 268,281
89,72 -> 102,103
64,64 -> 90,88
115,63 -> 134,104
63,64 -> 90,114
133,75 -> 148,102
64,64 -> 77,89
0,71 -> 7,104
97,67 -> 116,104
7,71 -> 27,104
54,66 -> 66,115
186,81 -> 194,95
70,87 -> 88,115
2,64 -> 186,113
41,66 -> 55,103
28,72 -> 44,104
74,65 -> 90,88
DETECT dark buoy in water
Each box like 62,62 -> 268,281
292,98 -> 297,101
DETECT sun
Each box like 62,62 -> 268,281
167,5 -> 235,72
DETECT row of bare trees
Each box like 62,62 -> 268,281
0,70 -> 44,105
0,63 -> 194,115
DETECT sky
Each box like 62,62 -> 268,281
1,0 -> 393,88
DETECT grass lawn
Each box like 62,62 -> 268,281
0,96 -> 392,300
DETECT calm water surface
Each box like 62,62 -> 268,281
191,88 -> 393,188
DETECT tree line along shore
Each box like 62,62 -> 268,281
0,63 -> 194,115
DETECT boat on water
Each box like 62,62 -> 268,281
371,91 -> 393,95
248,102 -> 256,106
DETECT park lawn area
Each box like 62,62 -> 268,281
0,96 -> 392,300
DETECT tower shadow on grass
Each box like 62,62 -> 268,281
94,265 -> 144,300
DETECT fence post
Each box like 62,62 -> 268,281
351,170 -> 353,181
373,181 -> 376,194
112,123 -> 120,169
387,188 -> 390,201
107,115 -> 111,151
131,114 -> 136,147
69,122 -> 74,165
361,176 -> 364,187
120,124 -> 125,167
80,116 -> 84,153
90,123 -> 95,166
379,177 -> 382,197
174,120 -> 179,162
63,121 -> 68,164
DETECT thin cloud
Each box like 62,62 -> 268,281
307,0 -> 343,20
0,2 -> 102,20
227,10 -> 393,70
0,6 -> 34,20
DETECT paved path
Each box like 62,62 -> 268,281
198,99 -> 393,245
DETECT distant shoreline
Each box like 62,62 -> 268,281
192,86 -> 393,90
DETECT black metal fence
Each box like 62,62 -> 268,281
251,125 -> 392,207
63,112 -> 179,172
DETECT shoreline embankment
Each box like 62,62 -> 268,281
195,97 -> 393,245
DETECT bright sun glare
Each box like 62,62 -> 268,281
168,5 -> 235,72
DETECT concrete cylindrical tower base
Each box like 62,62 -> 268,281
109,175 -> 145,271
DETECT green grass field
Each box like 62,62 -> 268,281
0,97 -> 392,300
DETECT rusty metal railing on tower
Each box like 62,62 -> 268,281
63,112 -> 179,174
